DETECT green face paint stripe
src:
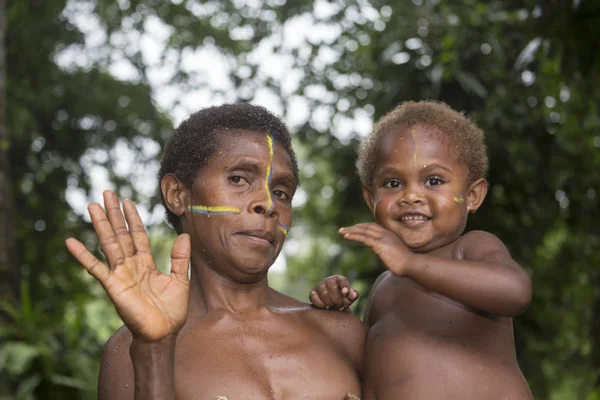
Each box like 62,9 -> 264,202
188,205 -> 242,215
265,132 -> 274,211
373,199 -> 378,217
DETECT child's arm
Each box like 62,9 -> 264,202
309,275 -> 359,311
340,224 -> 532,317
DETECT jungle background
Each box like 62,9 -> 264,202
1,0 -> 599,398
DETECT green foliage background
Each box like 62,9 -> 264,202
1,0 -> 599,398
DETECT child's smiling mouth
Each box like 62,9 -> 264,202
398,212 -> 431,227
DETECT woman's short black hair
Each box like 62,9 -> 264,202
158,103 -> 299,233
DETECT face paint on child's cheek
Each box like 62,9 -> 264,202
453,193 -> 465,204
372,199 -> 378,218
411,128 -> 418,165
277,221 -> 289,236
188,205 -> 242,216
265,132 -> 275,211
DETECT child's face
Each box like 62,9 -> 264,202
185,130 -> 297,281
363,124 -> 487,253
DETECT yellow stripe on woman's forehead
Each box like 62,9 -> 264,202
265,132 -> 274,210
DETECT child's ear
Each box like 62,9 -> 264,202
362,186 -> 375,212
466,178 -> 488,213
160,174 -> 188,217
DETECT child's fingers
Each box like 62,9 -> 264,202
325,278 -> 345,307
314,284 -> 335,308
335,275 -> 351,296
340,231 -> 383,251
342,296 -> 355,309
65,238 -> 109,283
348,289 -> 359,301
340,224 -> 384,239
309,290 -> 328,309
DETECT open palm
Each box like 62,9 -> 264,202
66,190 -> 190,342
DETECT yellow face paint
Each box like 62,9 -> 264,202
411,128 -> 418,165
277,221 -> 289,236
372,199 -> 378,218
453,193 -> 465,203
188,205 -> 241,215
265,132 -> 274,211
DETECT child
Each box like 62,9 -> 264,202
310,101 -> 533,399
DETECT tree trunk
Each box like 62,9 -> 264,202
0,0 -> 18,318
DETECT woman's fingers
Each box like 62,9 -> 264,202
88,202 -> 126,270
65,238 -> 109,283
122,198 -> 152,256
104,191 -> 135,258
170,234 -> 190,280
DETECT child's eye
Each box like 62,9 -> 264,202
272,189 -> 290,201
228,175 -> 248,185
383,179 -> 402,189
425,177 -> 444,186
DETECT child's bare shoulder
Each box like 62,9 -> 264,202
455,230 -> 512,260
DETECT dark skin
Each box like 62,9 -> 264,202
66,130 -> 365,400
311,124 -> 533,400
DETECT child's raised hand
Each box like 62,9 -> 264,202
309,275 -> 358,311
339,222 -> 413,276
65,190 -> 190,342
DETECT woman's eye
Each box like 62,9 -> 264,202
426,177 -> 444,186
229,175 -> 247,185
273,190 -> 289,201
384,180 -> 402,189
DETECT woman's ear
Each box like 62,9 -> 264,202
466,178 -> 488,214
160,174 -> 188,217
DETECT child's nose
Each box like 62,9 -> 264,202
399,190 -> 425,206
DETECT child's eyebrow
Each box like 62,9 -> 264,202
422,163 -> 453,173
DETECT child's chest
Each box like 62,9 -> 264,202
173,317 -> 360,399
368,273 -> 513,347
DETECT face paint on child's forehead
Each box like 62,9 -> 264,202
453,193 -> 465,204
265,132 -> 274,211
411,128 -> 418,166
188,205 -> 242,216
277,221 -> 289,236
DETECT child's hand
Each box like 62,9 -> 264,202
339,222 -> 413,276
309,275 -> 359,311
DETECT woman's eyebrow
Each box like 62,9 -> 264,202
274,172 -> 299,188
226,158 -> 262,171
226,158 -> 298,186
